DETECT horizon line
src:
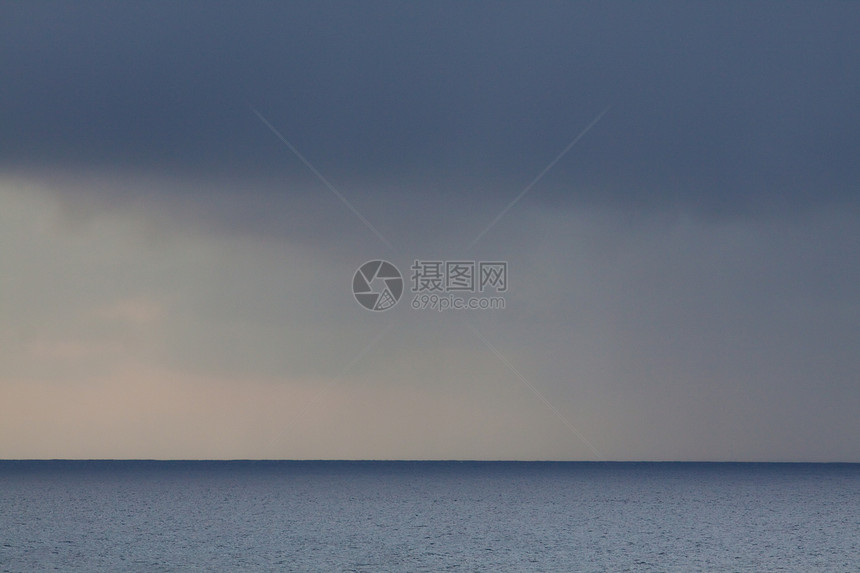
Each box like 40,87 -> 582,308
2,459 -> 858,464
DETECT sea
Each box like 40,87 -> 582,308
1,461 -> 858,572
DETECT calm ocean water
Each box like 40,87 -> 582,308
1,461 -> 858,572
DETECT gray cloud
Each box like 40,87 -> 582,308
3,2 -> 859,219
2,3 -> 859,460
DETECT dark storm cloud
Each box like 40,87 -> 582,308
2,2 -> 859,216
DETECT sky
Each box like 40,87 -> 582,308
1,2 -> 859,461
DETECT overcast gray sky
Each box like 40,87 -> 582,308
2,1 -> 859,460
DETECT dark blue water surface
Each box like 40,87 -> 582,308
1,461 -> 858,572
